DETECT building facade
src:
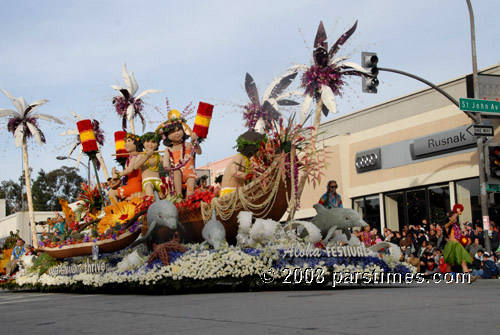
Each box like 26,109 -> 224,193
199,64 -> 500,232
298,64 -> 500,232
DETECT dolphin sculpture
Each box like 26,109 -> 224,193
306,204 -> 368,242
202,210 -> 226,250
130,192 -> 179,248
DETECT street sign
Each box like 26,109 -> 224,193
487,183 -> 500,192
466,124 -> 494,137
460,98 -> 499,113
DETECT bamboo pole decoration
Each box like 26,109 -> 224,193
112,150 -> 163,157
96,151 -> 110,180
287,146 -> 297,230
91,157 -> 104,208
129,118 -> 136,136
23,138 -> 38,248
295,99 -> 323,207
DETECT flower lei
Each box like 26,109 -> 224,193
168,139 -> 199,171
453,223 -> 462,240
452,204 -> 465,240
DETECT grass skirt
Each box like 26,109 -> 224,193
443,240 -> 472,265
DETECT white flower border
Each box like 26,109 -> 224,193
14,241 -> 415,290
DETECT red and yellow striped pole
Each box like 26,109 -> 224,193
77,119 -> 98,152
192,102 -> 214,139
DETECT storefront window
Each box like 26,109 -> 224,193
352,195 -> 381,232
384,191 -> 404,232
364,195 -> 380,231
455,178 -> 480,226
428,184 -> 450,226
406,188 -> 426,227
383,184 -> 451,232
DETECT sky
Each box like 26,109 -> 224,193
1,0 -> 499,183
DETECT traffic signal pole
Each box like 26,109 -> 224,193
466,0 -> 492,253
361,1 -> 493,253
376,65 -> 491,252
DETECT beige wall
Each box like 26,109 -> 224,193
296,63 -> 500,221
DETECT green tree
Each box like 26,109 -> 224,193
32,166 -> 84,211
0,179 -> 23,215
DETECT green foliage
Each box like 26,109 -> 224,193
31,166 -> 85,211
29,253 -> 61,276
0,179 -> 23,216
3,230 -> 21,250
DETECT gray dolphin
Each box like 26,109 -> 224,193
202,210 -> 226,250
130,192 -> 179,248
307,204 -> 368,242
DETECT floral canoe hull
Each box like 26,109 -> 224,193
37,229 -> 142,259
160,162 -> 292,245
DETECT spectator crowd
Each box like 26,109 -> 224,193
355,218 -> 500,280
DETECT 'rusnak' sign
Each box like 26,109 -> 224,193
410,125 -> 476,159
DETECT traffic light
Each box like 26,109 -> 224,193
361,52 -> 379,93
487,143 -> 500,180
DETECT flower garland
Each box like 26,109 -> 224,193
167,139 -> 199,172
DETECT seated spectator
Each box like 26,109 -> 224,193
434,248 -> 443,265
428,229 -> 438,247
467,237 -> 483,257
423,259 -> 438,278
435,229 -> 446,249
406,252 -> 420,272
399,231 -> 412,252
6,238 -> 26,277
438,256 -> 448,275
489,221 -> 499,252
473,252 -> 500,279
471,249 -> 484,272
391,231 -> 401,246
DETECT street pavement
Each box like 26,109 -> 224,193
1,280 -> 499,335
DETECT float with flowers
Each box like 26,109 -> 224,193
1,21 -> 416,292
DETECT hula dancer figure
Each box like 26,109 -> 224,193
443,205 -> 473,277
138,132 -> 164,198
160,110 -> 201,198
220,130 -> 265,197
109,133 -> 144,203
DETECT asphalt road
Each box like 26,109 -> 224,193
1,280 -> 499,335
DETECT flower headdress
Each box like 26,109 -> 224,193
141,131 -> 160,143
125,132 -> 141,143
235,130 -> 267,158
156,109 -> 193,142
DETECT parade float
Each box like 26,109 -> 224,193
0,22 -> 415,293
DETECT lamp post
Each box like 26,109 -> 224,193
56,156 -> 91,183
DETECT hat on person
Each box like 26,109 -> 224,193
465,222 -> 473,227
484,252 -> 490,257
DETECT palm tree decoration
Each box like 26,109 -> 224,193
60,111 -> 109,179
291,20 -> 372,125
0,89 -> 64,248
242,71 -> 301,132
111,63 -> 162,134
290,20 -> 374,210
